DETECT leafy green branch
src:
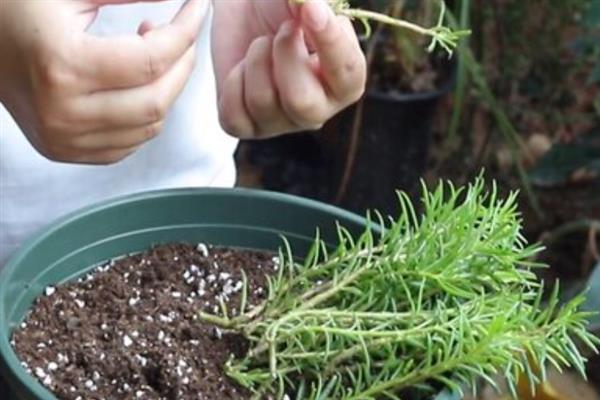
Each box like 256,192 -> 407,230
200,176 -> 599,399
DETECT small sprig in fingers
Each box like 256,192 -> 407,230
292,0 -> 471,55
200,176 -> 599,400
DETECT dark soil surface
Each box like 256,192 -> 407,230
11,243 -> 277,400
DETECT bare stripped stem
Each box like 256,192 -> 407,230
292,0 -> 471,55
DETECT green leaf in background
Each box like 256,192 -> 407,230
582,262 -> 600,332
529,129 -> 600,188
583,0 -> 600,28
589,63 -> 600,85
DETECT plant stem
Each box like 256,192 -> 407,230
339,8 -> 430,36
447,0 -> 471,141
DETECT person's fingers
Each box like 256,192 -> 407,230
78,0 -> 205,89
72,147 -> 139,165
73,45 -> 196,130
272,20 -> 329,129
45,145 -> 139,165
300,1 -> 366,101
243,36 -> 297,136
218,63 -> 256,138
73,121 -> 163,150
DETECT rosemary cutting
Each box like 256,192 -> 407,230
293,0 -> 471,55
200,177 -> 599,399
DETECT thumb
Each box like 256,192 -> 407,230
137,20 -> 155,35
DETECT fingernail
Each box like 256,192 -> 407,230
279,20 -> 297,38
304,0 -> 333,32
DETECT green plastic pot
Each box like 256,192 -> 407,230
0,188 -> 370,400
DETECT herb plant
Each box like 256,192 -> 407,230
201,177 -> 599,399
294,0 -> 471,55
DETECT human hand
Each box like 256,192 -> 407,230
0,0 -> 205,164
212,0 -> 367,138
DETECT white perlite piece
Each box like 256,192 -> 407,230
47,362 -> 58,371
45,286 -> 56,296
158,314 -> 172,323
57,353 -> 68,363
219,272 -> 231,280
123,335 -> 133,347
136,354 -> 148,367
214,327 -> 223,339
196,243 -> 209,257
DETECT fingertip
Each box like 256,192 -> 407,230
274,20 -> 304,53
301,0 -> 334,32
175,0 -> 207,30
276,20 -> 299,40
137,20 -> 154,36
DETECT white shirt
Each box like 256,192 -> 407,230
0,1 -> 238,267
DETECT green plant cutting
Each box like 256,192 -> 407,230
200,176 -> 599,399
293,0 -> 471,55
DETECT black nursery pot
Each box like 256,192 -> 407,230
333,74 -> 455,217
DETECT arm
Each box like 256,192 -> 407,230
0,0 -> 205,164
211,0 -> 367,139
